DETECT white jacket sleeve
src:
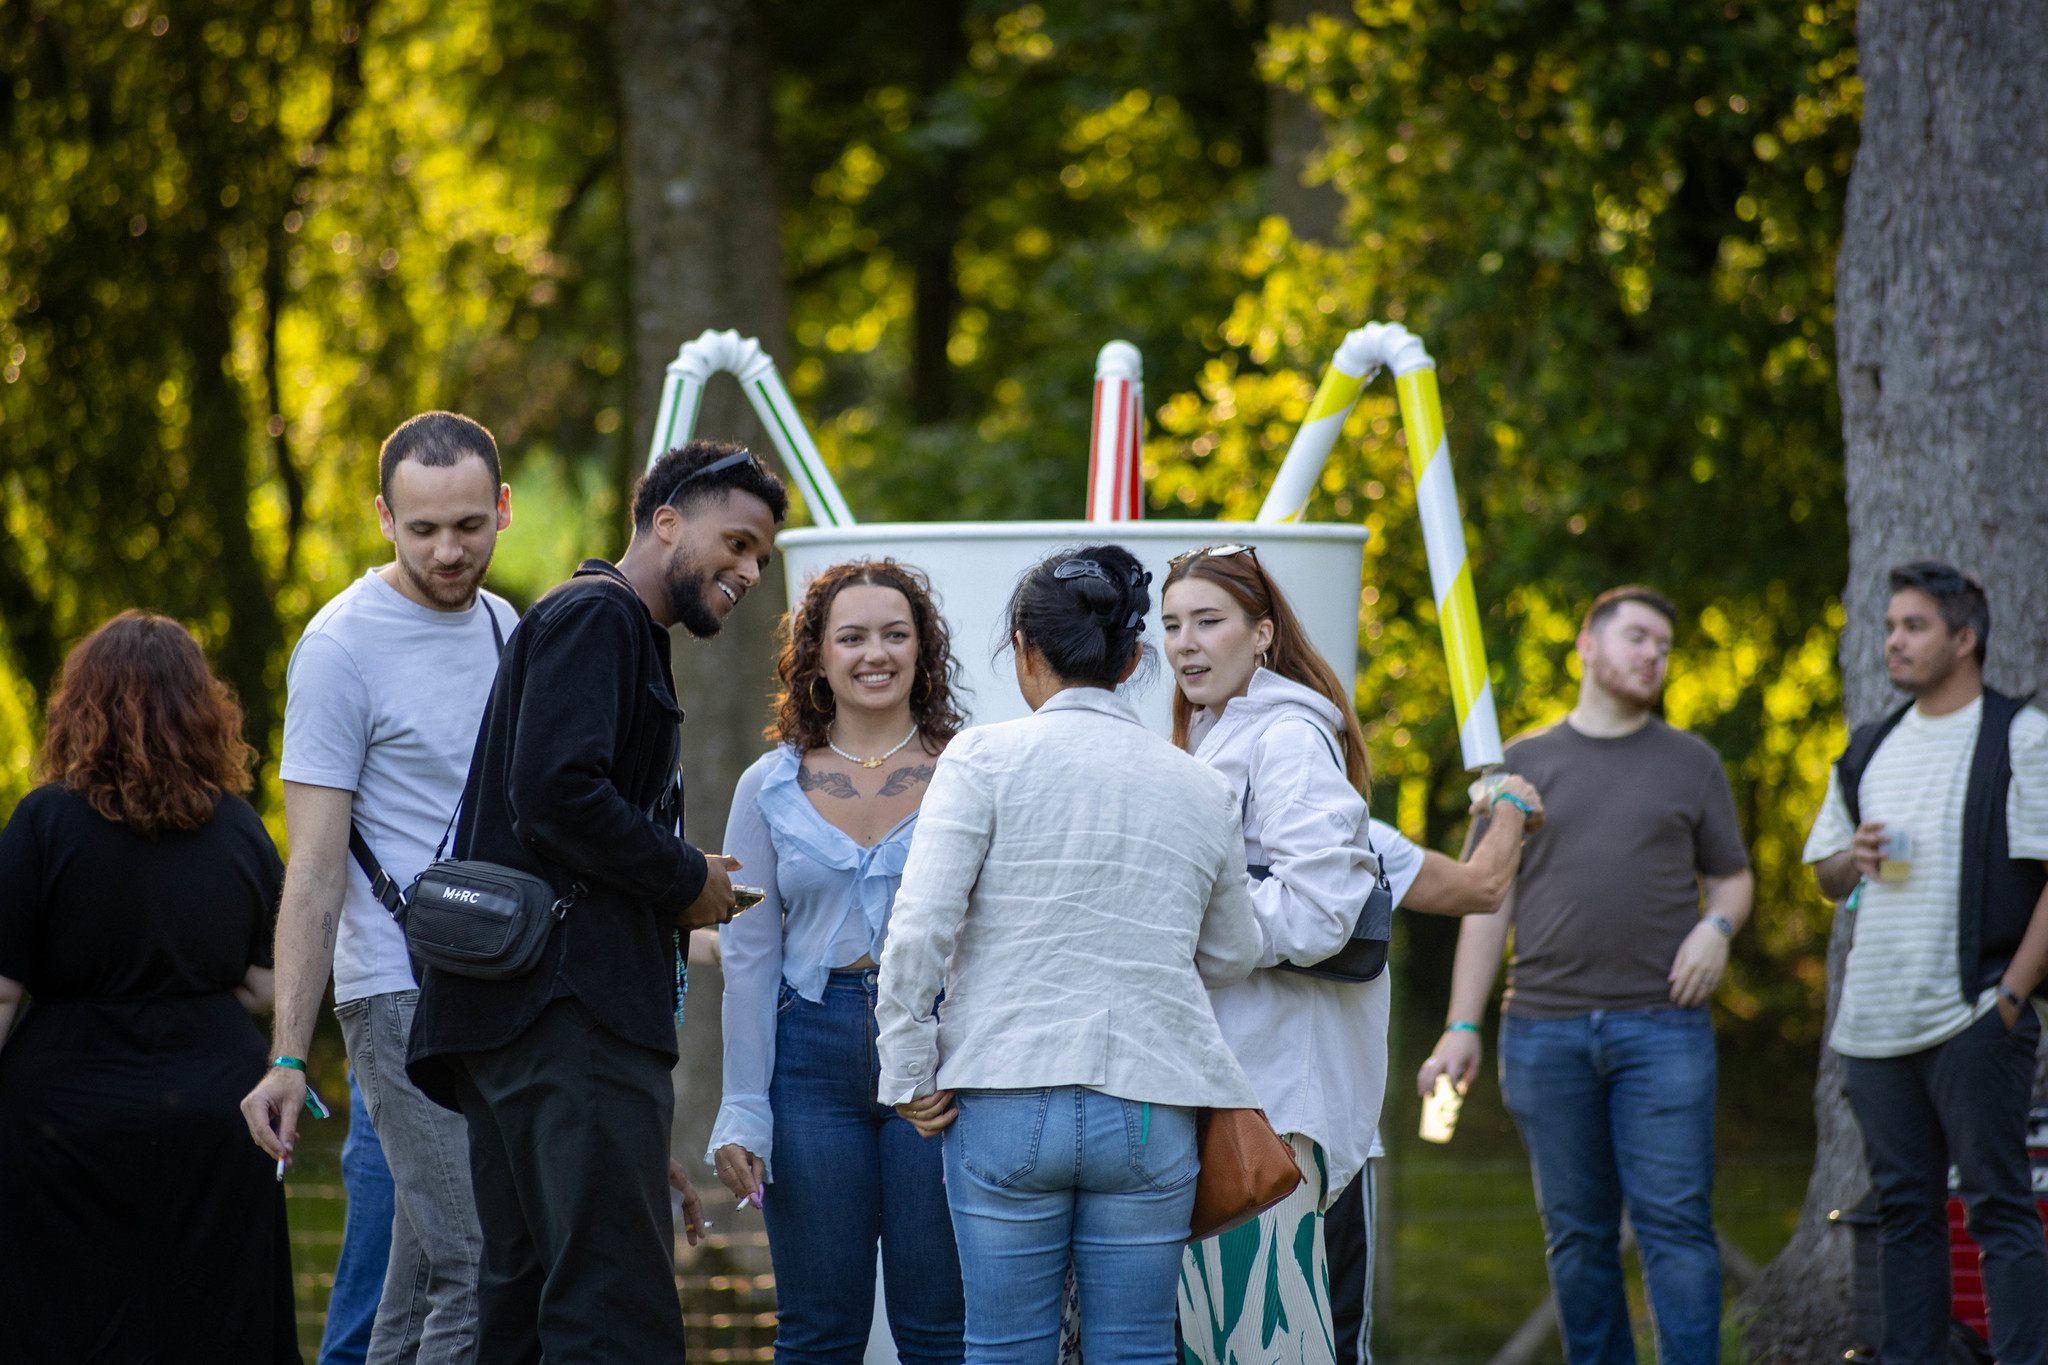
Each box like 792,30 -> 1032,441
1197,778 -> 1265,988
874,739 -> 995,1103
1246,718 -> 1376,968
707,757 -> 785,1173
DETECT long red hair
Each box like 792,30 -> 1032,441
1163,550 -> 1371,794
39,611 -> 254,834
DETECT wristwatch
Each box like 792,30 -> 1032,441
1705,914 -> 1735,939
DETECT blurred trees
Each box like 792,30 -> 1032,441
1,0 -> 1863,1082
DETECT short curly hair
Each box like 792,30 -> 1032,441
632,440 -> 789,529
770,560 -> 964,755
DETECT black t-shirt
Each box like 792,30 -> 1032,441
1499,717 -> 1750,1018
0,784 -> 283,1000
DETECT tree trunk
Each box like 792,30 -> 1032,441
1267,0 -> 1346,245
616,0 -> 792,1179
1739,4 -> 2048,1358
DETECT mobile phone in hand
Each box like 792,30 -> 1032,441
731,885 -> 767,913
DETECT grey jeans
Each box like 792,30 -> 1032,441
336,988 -> 482,1365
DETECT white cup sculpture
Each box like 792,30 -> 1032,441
646,331 -> 1375,737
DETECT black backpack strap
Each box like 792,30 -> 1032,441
1835,701 -> 1912,827
347,598 -> 508,922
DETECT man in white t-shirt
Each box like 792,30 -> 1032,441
1803,561 -> 2048,1365
240,412 -> 517,1365
1328,780 -> 1544,1365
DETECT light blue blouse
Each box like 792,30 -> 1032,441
707,744 -> 917,1175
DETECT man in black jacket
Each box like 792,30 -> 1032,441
409,440 -> 788,1364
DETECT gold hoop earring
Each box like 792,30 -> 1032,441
912,663 -> 931,701
1256,650 -> 1271,670
809,676 -> 836,714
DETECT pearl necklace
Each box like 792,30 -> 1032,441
828,725 -> 920,770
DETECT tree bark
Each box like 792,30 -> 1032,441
1740,4 -> 2048,1358
616,0 -> 792,1178
1267,0 -> 1346,245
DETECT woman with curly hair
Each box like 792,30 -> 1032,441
710,559 -> 968,1365
0,611 -> 296,1363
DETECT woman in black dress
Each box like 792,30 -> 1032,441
0,610 -> 298,1363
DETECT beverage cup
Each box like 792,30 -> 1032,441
1879,829 -> 1913,883
1419,1074 -> 1463,1145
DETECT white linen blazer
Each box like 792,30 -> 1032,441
874,685 -> 1263,1109
1190,668 -> 1389,1195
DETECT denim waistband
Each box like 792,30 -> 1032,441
826,966 -> 880,988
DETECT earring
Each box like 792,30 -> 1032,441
912,664 -> 931,701
1257,650 -> 1271,670
809,676 -> 836,714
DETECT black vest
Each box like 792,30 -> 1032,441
1835,687 -> 2047,1004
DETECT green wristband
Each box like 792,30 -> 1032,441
271,1055 -> 308,1073
1492,791 -> 1534,817
1446,1021 -> 1481,1034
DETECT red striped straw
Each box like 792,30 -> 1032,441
1087,341 -> 1145,522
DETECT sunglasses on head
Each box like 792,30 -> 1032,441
662,450 -> 755,509
1166,543 -> 1259,573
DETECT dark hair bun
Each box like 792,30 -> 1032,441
1007,544 -> 1152,686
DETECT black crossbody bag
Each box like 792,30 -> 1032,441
1246,723 -> 1395,984
346,606 -> 586,982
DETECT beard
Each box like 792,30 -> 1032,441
662,544 -> 726,639
1590,651 -> 1663,709
397,545 -> 492,610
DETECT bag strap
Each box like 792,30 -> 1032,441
1242,717 -> 1389,887
348,599 -> 508,920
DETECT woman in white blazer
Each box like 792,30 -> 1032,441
1160,544 -> 1387,1365
874,543 -> 1262,1365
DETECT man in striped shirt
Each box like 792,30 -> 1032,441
1804,561 -> 2048,1365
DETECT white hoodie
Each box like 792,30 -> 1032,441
1188,668 -> 1389,1196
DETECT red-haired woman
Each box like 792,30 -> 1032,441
1161,546 -> 1384,1365
709,560 -> 967,1365
0,611 -> 296,1363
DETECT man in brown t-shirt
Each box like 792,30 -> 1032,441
1416,586 -> 1753,1365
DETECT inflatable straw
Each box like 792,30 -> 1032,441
1087,341 -> 1145,521
646,329 -> 856,528
1257,324 -> 1502,770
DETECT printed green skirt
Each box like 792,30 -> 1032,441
1178,1134 -> 1334,1365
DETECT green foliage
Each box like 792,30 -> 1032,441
0,0 -> 1861,1056
771,0 -> 1275,521
0,0 -> 625,795
1150,0 -> 1860,1045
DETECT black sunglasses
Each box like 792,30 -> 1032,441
662,450 -> 755,509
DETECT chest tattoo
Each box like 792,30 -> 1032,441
798,766 -> 861,800
878,763 -> 936,798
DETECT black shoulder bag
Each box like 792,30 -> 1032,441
346,605 -> 584,982
1247,723 -> 1395,984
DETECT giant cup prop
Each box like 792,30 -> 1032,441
648,330 -> 1506,744
1257,324 -> 1503,770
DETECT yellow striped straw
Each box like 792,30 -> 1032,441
1259,324 -> 1502,770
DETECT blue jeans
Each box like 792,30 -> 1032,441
319,1068 -> 397,1365
764,969 -> 964,1365
943,1086 -> 1198,1365
1499,1008 -> 1720,1365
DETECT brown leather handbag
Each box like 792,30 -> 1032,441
1188,1107 -> 1302,1241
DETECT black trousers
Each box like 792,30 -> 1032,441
452,996 -> 686,1365
1325,1159 -> 1378,1365
1842,1007 -> 2047,1365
